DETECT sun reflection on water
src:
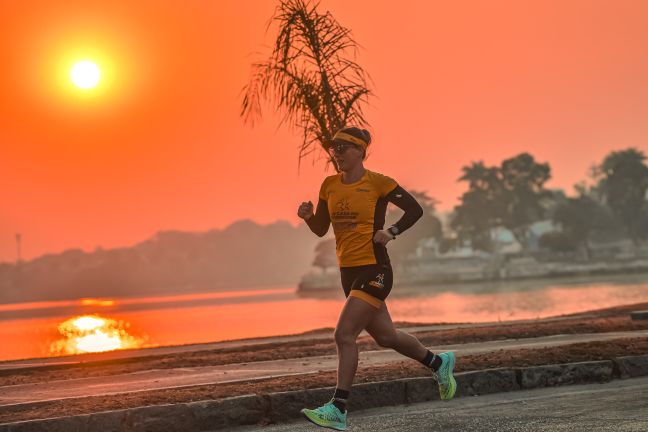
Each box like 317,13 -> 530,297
50,314 -> 144,355
79,298 -> 116,307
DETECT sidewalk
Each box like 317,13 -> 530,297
3,329 -> 647,408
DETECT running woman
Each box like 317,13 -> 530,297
296,127 -> 456,431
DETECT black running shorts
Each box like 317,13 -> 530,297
340,263 -> 393,309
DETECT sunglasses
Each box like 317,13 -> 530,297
327,143 -> 360,155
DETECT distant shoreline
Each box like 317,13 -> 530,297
299,258 -> 648,293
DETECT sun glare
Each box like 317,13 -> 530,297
72,315 -> 105,331
70,60 -> 101,89
50,314 -> 145,355
32,31 -> 143,108
76,330 -> 123,352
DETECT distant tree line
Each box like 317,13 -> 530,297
538,148 -> 648,256
453,148 -> 648,255
310,147 -> 648,270
0,220 -> 320,303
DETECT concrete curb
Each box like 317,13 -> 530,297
2,355 -> 647,432
631,310 -> 648,320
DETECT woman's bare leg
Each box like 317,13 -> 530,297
366,302 -> 457,401
334,296 -> 380,390
365,302 -> 428,361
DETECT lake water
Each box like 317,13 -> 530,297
1,273 -> 648,362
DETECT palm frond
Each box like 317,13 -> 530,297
241,0 -> 372,172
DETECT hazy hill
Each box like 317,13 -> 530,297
0,220 -> 323,304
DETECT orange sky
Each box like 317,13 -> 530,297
1,0 -> 647,263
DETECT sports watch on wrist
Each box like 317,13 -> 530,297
387,226 -> 399,238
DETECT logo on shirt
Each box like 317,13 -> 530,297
332,198 -> 359,233
335,198 -> 351,212
356,188 -> 370,193
368,273 -> 385,289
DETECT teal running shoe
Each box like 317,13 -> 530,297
301,400 -> 347,431
432,351 -> 457,401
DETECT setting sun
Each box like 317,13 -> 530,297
70,60 -> 100,89
72,315 -> 105,331
50,314 -> 144,355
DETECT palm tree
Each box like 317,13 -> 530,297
459,161 -> 500,192
595,148 -> 648,244
241,0 -> 372,172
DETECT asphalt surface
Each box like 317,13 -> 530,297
235,375 -> 648,431
3,330 -> 648,407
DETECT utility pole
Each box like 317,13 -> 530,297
15,233 -> 22,263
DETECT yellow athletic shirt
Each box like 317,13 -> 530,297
318,170 -> 398,267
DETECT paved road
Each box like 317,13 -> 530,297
2,330 -> 647,407
235,375 -> 648,431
